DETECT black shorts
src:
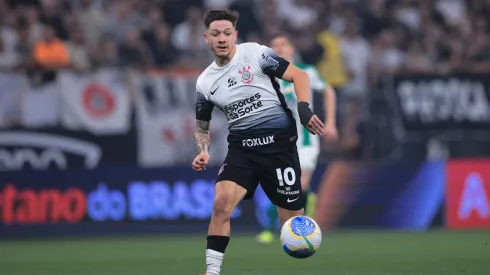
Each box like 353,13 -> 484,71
216,125 -> 304,211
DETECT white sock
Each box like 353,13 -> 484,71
206,249 -> 224,275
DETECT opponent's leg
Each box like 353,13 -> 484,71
297,146 -> 319,218
206,180 -> 247,275
277,206 -> 305,226
301,168 -> 313,215
256,203 -> 278,244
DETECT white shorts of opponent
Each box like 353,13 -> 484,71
297,146 -> 320,171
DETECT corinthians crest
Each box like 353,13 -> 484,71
239,66 -> 254,84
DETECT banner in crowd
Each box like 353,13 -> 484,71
0,70 -> 133,134
58,70 -> 132,135
0,161 -> 446,238
446,159 -> 490,229
131,71 -> 228,166
393,73 -> 490,131
0,129 -> 137,171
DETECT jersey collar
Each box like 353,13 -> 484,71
213,44 -> 239,70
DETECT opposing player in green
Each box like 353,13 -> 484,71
256,33 -> 339,244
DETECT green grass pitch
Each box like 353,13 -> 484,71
1,230 -> 489,275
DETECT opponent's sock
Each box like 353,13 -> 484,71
307,192 -> 317,218
303,189 -> 309,215
206,235 -> 230,275
266,203 -> 278,231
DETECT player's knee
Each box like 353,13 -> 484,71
212,195 -> 234,220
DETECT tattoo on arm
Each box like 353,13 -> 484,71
195,120 -> 210,153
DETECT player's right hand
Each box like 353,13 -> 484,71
192,151 -> 210,172
306,115 -> 324,136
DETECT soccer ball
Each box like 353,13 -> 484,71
280,216 -> 322,259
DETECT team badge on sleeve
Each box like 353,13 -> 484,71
218,163 -> 227,176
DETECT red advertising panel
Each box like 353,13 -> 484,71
447,159 -> 490,229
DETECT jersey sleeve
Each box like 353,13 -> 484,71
307,66 -> 327,92
195,84 -> 214,121
257,45 -> 290,78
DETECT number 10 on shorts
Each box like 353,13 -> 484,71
276,167 -> 296,186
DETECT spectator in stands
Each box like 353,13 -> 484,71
118,27 -> 152,68
369,29 -> 405,78
104,1 -> 144,44
39,0 -> 68,40
33,24 -> 69,69
147,24 -> 179,68
229,0 -> 262,41
277,0 -> 317,30
141,6 -> 165,35
404,40 -> 433,73
93,37 -> 120,68
171,6 -> 210,67
316,27 -> 349,91
0,37 -> 19,70
66,27 -> 91,72
76,0 -> 107,47
203,0 -> 234,9
463,16 -> 490,73
341,22 -> 371,98
0,11 -> 18,54
171,6 -> 206,55
13,19 -> 32,68
0,0 -> 488,76
24,6 -> 43,45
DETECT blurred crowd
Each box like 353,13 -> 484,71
0,0 -> 490,92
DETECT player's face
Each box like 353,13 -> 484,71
204,20 -> 238,58
270,36 -> 294,62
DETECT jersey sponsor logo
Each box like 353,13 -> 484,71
276,188 -> 300,196
228,77 -> 237,88
210,86 -> 219,95
224,93 -> 263,120
261,53 -> 280,70
242,135 -> 275,147
239,66 -> 254,84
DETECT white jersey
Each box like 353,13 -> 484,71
196,43 -> 293,132
280,64 -> 327,148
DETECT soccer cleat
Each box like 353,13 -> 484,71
256,230 -> 275,244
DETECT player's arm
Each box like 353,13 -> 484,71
258,45 -> 323,135
193,87 -> 214,171
195,88 -> 213,152
195,119 -> 210,153
324,84 -> 336,127
281,65 -> 311,103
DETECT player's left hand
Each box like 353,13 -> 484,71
323,123 -> 338,142
306,115 -> 324,136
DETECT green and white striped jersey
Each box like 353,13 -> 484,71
280,63 -> 327,148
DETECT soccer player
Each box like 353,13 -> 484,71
256,33 -> 339,244
192,9 -> 325,275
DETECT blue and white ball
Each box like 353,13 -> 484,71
280,216 -> 322,258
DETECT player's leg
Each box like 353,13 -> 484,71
297,146 -> 320,217
258,145 -> 305,227
256,202 -> 278,244
205,149 -> 258,275
208,180 -> 247,236
206,180 -> 247,275
301,168 -> 314,215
